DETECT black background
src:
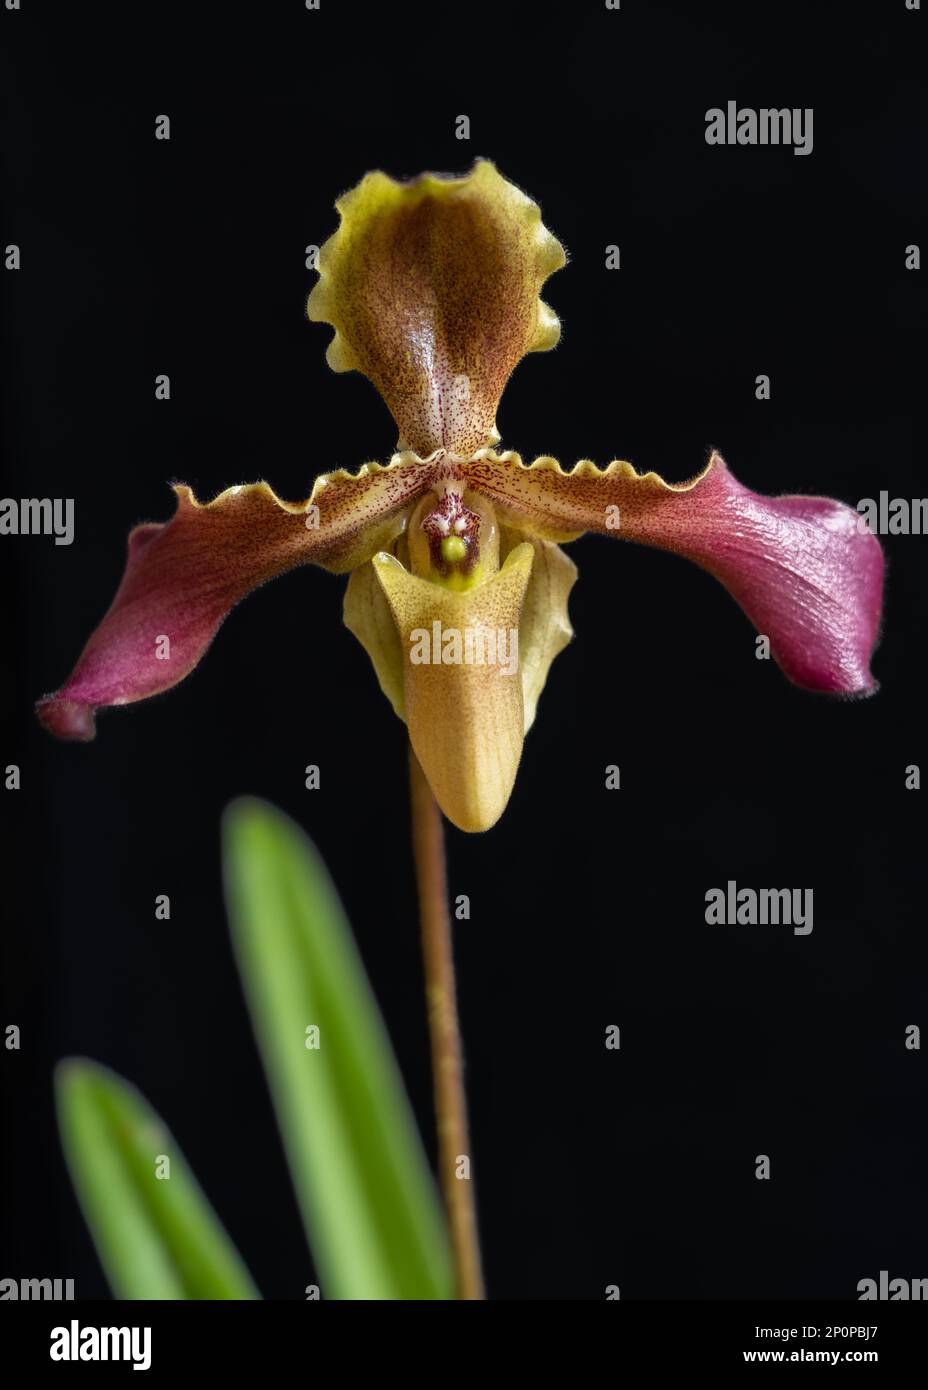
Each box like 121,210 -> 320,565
1,0 -> 926,1302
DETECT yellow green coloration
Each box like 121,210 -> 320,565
312,161 -> 576,829
440,536 -> 468,566
37,160 -> 882,834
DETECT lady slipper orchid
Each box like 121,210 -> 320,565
36,160 -> 884,832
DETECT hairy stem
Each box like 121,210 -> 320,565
408,744 -> 485,1301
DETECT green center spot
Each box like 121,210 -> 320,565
440,535 -> 468,565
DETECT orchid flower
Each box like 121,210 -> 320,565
36,160 -> 884,831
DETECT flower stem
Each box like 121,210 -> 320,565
408,744 -> 485,1301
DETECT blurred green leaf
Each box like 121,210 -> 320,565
55,1058 -> 259,1300
223,797 -> 453,1300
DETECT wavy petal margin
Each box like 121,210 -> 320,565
463,450 -> 884,694
36,457 -> 438,740
307,159 -> 566,457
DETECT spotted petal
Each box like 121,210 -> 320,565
462,449 -> 884,695
344,530 -> 576,810
307,160 -> 566,457
36,457 -> 438,740
369,544 -> 535,832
